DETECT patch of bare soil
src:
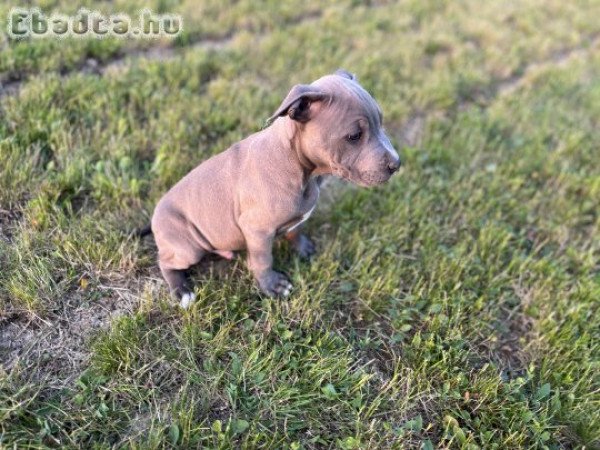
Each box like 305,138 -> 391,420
476,282 -> 538,380
496,32 -> 600,98
388,31 -> 600,149
398,113 -> 427,148
0,207 -> 22,244
0,279 -> 156,386
0,246 -> 246,386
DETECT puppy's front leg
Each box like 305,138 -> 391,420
240,224 -> 292,297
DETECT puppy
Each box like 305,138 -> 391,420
149,70 -> 401,308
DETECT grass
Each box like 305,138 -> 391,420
1,0 -> 599,448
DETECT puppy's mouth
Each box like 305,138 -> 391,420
331,165 -> 391,187
353,174 -> 391,187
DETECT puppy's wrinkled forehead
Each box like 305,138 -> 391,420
311,75 -> 382,125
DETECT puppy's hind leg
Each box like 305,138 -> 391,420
159,265 -> 196,309
153,214 -> 207,308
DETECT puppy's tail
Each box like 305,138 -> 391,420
133,223 -> 153,239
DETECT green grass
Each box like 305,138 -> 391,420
1,1 -> 599,448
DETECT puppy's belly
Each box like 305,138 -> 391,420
153,204 -> 245,265
189,218 -> 246,253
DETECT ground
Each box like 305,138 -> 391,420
0,1 -> 599,448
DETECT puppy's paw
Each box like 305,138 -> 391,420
180,291 -> 196,309
258,270 -> 293,298
292,234 -> 317,260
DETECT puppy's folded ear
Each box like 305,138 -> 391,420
266,84 -> 329,126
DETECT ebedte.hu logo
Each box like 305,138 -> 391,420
7,8 -> 183,39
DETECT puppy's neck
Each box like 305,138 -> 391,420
272,118 -> 327,184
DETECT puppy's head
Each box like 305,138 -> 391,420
267,69 -> 401,186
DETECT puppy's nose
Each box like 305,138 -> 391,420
387,158 -> 401,174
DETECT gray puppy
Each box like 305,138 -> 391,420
148,70 -> 401,308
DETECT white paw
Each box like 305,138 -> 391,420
282,280 -> 292,297
180,292 -> 196,309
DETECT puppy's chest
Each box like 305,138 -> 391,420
277,182 -> 319,234
279,203 -> 316,234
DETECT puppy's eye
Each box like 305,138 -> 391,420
347,130 -> 362,142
